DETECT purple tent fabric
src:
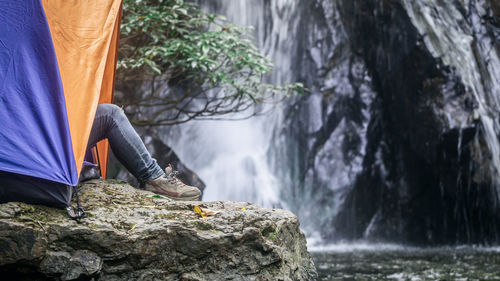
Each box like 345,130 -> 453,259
0,0 -> 78,186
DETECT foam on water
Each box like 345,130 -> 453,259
309,242 -> 500,253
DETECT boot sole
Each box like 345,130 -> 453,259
151,190 -> 200,201
145,187 -> 200,201
169,194 -> 200,201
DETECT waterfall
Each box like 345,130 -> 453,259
162,0 -> 300,208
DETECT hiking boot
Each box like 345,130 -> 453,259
144,166 -> 201,201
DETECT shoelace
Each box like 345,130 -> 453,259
165,170 -> 187,186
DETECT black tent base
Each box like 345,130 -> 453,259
0,171 -> 72,209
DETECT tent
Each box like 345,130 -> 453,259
0,0 -> 123,212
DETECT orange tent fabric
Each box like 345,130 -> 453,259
42,0 -> 123,178
96,4 -> 122,179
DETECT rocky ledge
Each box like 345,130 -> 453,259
0,180 -> 317,281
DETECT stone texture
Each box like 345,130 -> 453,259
0,179 -> 317,281
40,251 -> 71,276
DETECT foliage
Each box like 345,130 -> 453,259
117,0 -> 304,125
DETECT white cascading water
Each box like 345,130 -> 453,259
163,0 -> 299,208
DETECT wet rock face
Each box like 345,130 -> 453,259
331,0 -> 500,244
0,180 -> 317,281
267,0 -> 500,244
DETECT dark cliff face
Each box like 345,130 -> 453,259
272,0 -> 500,245
334,0 -> 500,244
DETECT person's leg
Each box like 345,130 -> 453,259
87,104 -> 201,201
87,104 -> 164,183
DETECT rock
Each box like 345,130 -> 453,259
0,179 -> 317,281
40,251 -> 71,276
61,250 -> 103,280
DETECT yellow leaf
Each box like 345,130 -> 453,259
194,205 -> 207,218
241,207 -> 247,211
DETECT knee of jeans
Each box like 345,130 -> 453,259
98,104 -> 126,121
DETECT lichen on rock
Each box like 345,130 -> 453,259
0,179 -> 317,281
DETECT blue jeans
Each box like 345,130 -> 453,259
87,104 -> 164,183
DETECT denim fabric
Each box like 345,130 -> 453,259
87,104 -> 164,183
